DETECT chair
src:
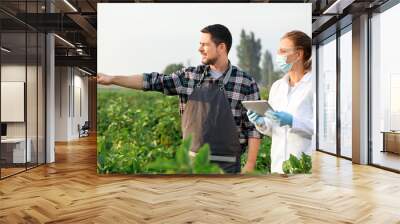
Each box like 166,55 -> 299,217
78,121 -> 90,138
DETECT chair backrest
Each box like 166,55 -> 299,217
82,121 -> 90,129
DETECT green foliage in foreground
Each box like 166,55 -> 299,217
240,137 -> 271,173
146,137 -> 223,174
97,88 -> 274,174
97,89 -> 181,174
282,153 -> 312,174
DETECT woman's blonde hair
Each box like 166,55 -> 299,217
282,30 -> 312,71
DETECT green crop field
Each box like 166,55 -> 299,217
96,87 -> 272,174
97,87 -> 310,174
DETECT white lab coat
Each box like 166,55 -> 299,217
256,72 -> 315,173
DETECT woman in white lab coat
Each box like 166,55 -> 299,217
247,31 -> 314,174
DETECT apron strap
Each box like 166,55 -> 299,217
196,69 -> 207,87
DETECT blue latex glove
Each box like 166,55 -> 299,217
246,110 -> 265,127
268,111 -> 293,127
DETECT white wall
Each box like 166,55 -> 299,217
1,63 -> 46,164
55,66 -> 69,141
1,65 -> 38,138
1,65 -> 26,131
1,64 -> 26,160
55,67 -> 89,141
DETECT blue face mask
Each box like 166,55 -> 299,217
276,54 -> 293,74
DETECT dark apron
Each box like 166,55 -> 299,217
182,65 -> 242,173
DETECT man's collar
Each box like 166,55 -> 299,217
205,60 -> 231,75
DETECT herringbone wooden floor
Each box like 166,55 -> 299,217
1,136 -> 400,224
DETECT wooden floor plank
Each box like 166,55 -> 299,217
0,135 -> 399,223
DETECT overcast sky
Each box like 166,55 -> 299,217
97,3 -> 311,75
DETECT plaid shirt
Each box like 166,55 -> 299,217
142,63 -> 262,149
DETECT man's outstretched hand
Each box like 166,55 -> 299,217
97,73 -> 114,85
97,73 -> 144,90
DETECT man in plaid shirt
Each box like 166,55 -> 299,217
98,24 -> 262,173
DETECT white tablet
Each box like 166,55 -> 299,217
242,100 -> 275,115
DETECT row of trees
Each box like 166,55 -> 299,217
237,29 -> 283,89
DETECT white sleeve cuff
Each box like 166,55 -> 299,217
255,117 -> 273,136
291,116 -> 301,130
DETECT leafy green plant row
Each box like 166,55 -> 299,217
97,88 -> 311,175
282,153 -> 312,174
146,136 -> 223,174
97,89 -> 182,174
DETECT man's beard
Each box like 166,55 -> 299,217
202,56 -> 218,65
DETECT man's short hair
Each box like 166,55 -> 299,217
201,24 -> 232,54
